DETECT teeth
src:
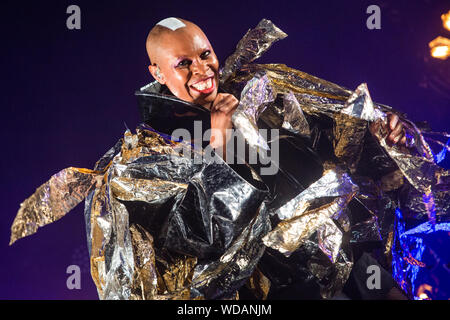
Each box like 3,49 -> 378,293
194,82 -> 206,90
192,78 -> 213,91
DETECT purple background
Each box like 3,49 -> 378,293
1,0 -> 449,299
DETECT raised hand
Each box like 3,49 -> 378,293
370,112 -> 406,146
209,93 -> 239,150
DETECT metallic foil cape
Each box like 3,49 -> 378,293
220,19 -> 449,299
11,18 -> 450,299
83,126 -> 270,299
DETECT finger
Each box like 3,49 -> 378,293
387,133 -> 401,145
219,98 -> 238,114
388,133 -> 404,146
395,131 -> 406,145
388,113 -> 399,131
389,123 -> 404,142
215,103 -> 230,114
212,100 -> 222,112
219,103 -> 234,114
220,94 -> 234,104
215,93 -> 233,102
212,94 -> 227,111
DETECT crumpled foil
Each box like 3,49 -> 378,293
223,63 -> 352,119
272,169 -> 359,221
340,83 -> 385,122
282,91 -> 311,137
11,18 -> 450,300
190,202 -> 271,299
220,19 -> 448,298
12,123 -> 271,299
84,126 -> 270,300
263,169 -> 358,262
232,74 -> 276,151
220,18 -> 287,84
225,59 -> 448,213
10,167 -> 101,245
128,223 -> 158,300
258,169 -> 358,299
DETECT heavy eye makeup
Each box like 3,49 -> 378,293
174,50 -> 212,69
174,58 -> 190,68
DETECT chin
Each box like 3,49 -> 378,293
206,90 -> 218,102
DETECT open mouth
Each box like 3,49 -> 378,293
190,76 -> 215,94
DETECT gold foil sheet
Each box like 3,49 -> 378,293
86,129 -> 179,300
263,169 -> 358,262
10,167 -> 101,245
245,267 -> 271,300
333,113 -> 367,173
264,196 -> 348,260
157,253 -> 197,299
129,223 -> 158,300
84,126 -> 269,299
110,176 -> 187,203
273,169 -> 359,221
130,223 -> 199,300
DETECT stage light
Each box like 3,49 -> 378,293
417,284 -> 433,300
429,36 -> 450,60
442,10 -> 450,31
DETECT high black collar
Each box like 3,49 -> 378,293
135,81 -> 211,135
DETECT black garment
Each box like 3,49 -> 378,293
134,82 -> 398,300
136,82 -> 324,208
343,252 -> 395,300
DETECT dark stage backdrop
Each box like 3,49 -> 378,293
1,0 -> 449,299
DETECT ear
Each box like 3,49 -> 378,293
148,65 -> 166,85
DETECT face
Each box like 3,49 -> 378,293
151,25 -> 219,109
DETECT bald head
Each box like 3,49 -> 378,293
146,18 -> 204,65
145,17 -> 219,108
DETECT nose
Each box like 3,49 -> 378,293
190,58 -> 209,75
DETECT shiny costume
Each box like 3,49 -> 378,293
10,19 -> 450,300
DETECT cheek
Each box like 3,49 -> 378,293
166,71 -> 193,99
167,71 -> 187,86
